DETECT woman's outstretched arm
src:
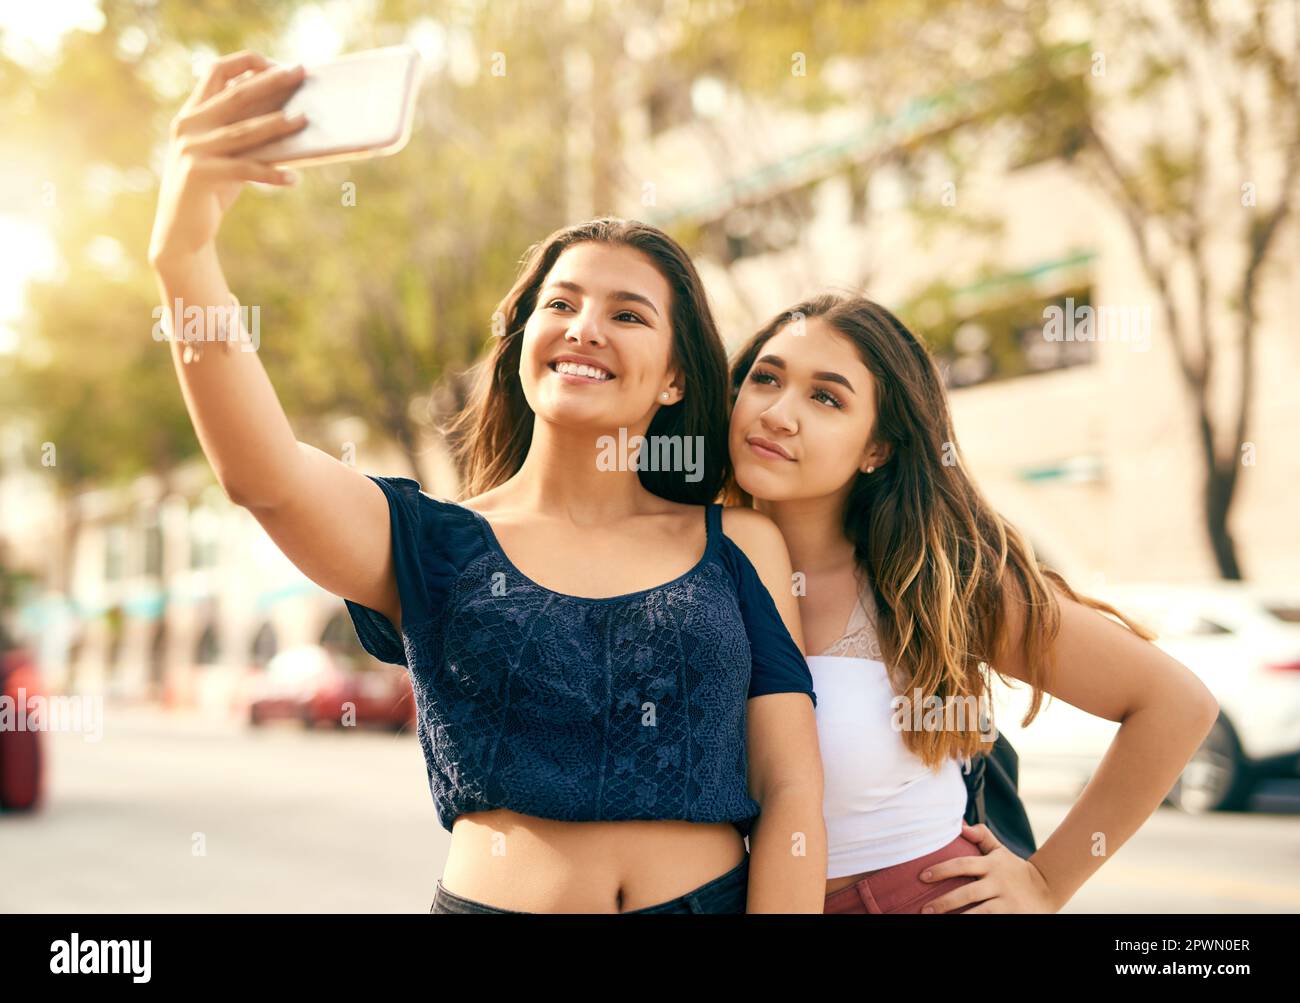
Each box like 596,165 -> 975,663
148,50 -> 401,629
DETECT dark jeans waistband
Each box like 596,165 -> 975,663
431,853 -> 749,914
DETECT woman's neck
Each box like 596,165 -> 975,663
504,417 -> 654,523
753,493 -> 858,578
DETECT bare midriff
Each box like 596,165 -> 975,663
440,808 -> 748,912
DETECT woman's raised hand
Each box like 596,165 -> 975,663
148,50 -> 309,269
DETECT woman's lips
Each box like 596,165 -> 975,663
747,439 -> 794,461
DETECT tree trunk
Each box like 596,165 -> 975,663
1204,463 -> 1243,580
1190,398 -> 1244,580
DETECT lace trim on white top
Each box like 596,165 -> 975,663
817,578 -> 885,661
815,576 -> 978,776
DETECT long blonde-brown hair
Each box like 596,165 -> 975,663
443,217 -> 731,504
728,293 -> 1155,767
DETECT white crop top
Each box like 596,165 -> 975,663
808,578 -> 970,877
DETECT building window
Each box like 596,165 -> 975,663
105,524 -> 128,582
142,512 -> 163,578
903,282 -> 1097,390
189,505 -> 220,570
701,189 -> 811,264
104,605 -> 125,676
320,610 -> 363,655
195,622 -> 220,666
149,622 -> 167,693
250,622 -> 278,668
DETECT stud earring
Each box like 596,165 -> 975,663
866,465 -> 875,474
661,391 -> 670,400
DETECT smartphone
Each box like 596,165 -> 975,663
248,45 -> 423,168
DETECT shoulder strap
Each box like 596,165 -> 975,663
963,734 -> 1037,859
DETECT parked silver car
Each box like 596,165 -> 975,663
991,583 -> 1300,813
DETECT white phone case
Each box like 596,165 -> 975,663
249,45 -> 423,168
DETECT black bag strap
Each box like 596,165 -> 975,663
962,732 -> 1037,860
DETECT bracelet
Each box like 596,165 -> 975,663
181,292 -> 241,364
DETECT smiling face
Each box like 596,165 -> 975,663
518,240 -> 682,431
729,315 -> 890,502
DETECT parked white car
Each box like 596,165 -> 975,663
990,582 -> 1300,813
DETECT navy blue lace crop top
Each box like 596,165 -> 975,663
343,475 -> 817,840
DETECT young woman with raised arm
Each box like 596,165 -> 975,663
148,50 -> 825,914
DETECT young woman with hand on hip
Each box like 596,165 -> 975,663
725,293 -> 1220,914
147,50 -> 824,914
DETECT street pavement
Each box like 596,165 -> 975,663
2,702 -> 1296,913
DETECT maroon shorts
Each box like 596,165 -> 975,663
823,832 -> 983,914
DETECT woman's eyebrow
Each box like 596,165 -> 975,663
756,353 -> 856,394
543,280 -> 660,319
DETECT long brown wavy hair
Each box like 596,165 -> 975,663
727,293 -> 1155,767
442,217 -> 730,505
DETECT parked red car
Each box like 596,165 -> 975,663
245,644 -> 414,732
0,641 -> 44,812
